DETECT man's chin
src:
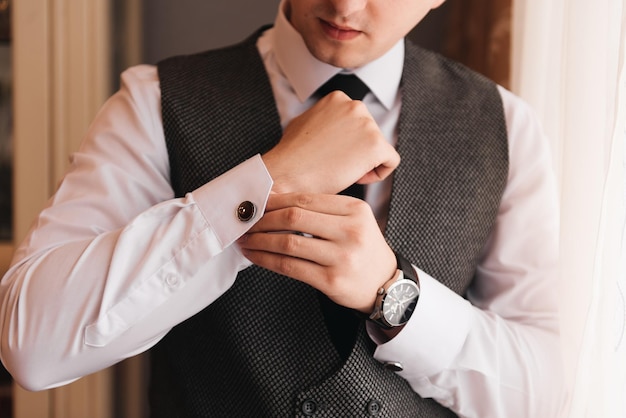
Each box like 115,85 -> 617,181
309,45 -> 370,69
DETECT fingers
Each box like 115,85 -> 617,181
237,193 -> 397,312
248,193 -> 367,242
239,239 -> 360,306
240,231 -> 337,270
262,192 -> 362,216
238,226 -> 360,304
357,152 -> 401,185
239,193 -> 366,274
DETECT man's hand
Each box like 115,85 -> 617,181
262,91 -> 400,194
237,193 -> 397,313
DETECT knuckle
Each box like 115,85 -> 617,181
364,120 -> 382,138
279,233 -> 299,253
348,197 -> 370,216
325,90 -> 348,103
295,193 -> 314,208
283,207 -> 304,228
336,246 -> 358,268
276,256 -> 294,276
322,269 -> 342,291
345,224 -> 366,248
347,99 -> 366,111
324,269 -> 351,296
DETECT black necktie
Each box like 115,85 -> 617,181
315,74 -> 370,359
316,73 -> 369,101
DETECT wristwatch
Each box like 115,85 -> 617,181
369,252 -> 420,329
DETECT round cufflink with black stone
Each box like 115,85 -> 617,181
236,201 -> 256,222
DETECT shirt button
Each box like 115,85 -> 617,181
236,201 -> 256,222
301,399 -> 317,416
384,361 -> 404,372
165,274 -> 180,288
367,399 -> 382,416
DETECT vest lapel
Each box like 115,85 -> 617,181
386,41 -> 508,295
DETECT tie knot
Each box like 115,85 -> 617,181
316,74 -> 369,100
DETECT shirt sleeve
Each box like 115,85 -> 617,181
370,86 -> 565,418
0,65 -> 273,391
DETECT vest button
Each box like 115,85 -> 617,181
301,399 -> 317,416
367,399 -> 382,416
236,201 -> 256,222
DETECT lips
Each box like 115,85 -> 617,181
320,19 -> 362,41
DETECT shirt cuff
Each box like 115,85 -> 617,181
372,268 -> 473,378
84,156 -> 272,347
192,154 -> 273,249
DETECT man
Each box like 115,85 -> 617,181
0,0 -> 564,416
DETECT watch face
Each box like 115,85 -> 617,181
382,279 -> 419,326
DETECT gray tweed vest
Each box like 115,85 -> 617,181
151,28 -> 508,417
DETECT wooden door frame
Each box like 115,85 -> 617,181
11,0 -> 115,416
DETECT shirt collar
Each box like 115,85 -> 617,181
272,0 -> 404,110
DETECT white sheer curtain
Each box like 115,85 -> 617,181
510,1 -> 626,417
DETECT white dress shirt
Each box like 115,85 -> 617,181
0,4 -> 564,417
